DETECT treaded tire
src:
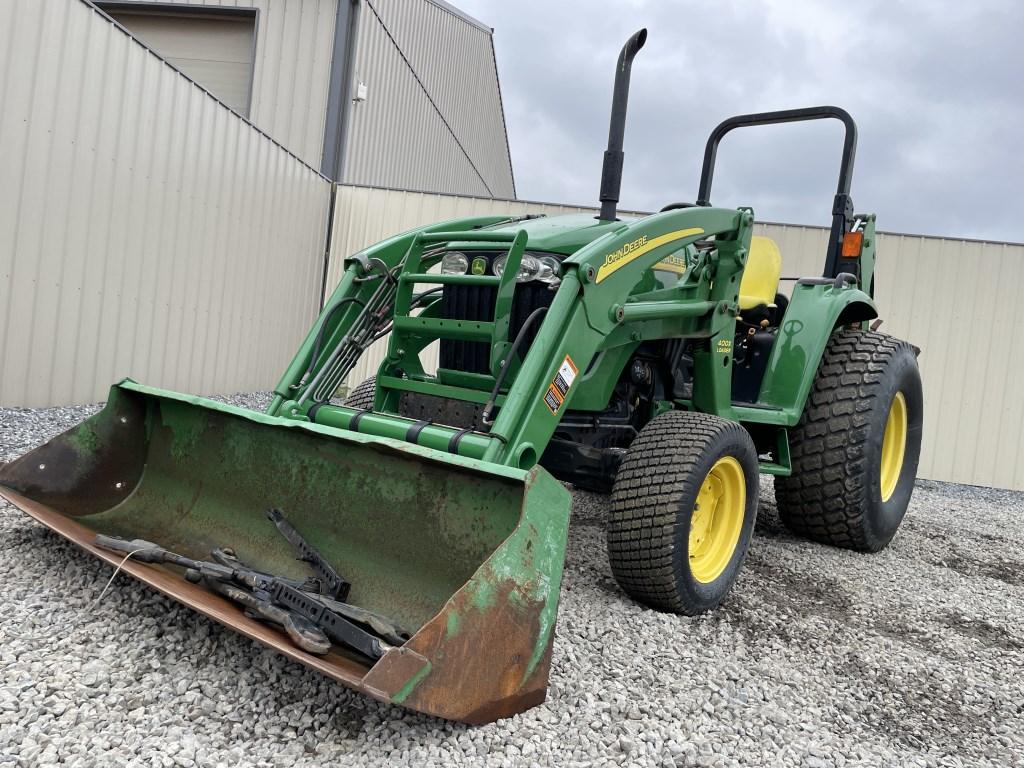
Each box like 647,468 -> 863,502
775,328 -> 923,552
343,377 -> 376,410
607,411 -> 759,615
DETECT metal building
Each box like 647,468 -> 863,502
0,0 -> 515,410
95,0 -> 515,196
0,0 -> 333,408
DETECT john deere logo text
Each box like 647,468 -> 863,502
595,227 -> 705,283
601,236 -> 647,272
653,253 -> 688,275
471,257 -> 487,275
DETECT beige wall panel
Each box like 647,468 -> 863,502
138,0 -> 337,167
875,235 -> 1024,491
163,58 -> 251,112
756,225 -> 1024,490
105,11 -> 255,115
0,0 -> 332,407
110,11 -> 253,59
327,186 -> 1024,490
344,0 -> 514,197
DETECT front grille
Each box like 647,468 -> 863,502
439,283 -> 498,374
438,253 -> 559,375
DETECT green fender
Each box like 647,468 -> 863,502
751,282 -> 877,425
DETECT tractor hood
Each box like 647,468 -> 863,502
481,213 -> 640,256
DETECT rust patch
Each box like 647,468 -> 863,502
0,393 -> 147,516
360,646 -> 431,701
0,386 -> 561,726
368,577 -> 554,724
0,487 -> 553,724
0,489 -> 375,686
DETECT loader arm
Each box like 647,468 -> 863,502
483,206 -> 754,466
269,215 -> 517,416
273,205 -> 754,469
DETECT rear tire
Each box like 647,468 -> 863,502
343,377 -> 376,410
607,411 -> 759,615
775,328 -> 923,552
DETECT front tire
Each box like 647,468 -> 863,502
343,377 -> 377,410
775,328 -> 923,552
607,411 -> 759,615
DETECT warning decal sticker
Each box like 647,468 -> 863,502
544,355 -> 579,414
544,388 -> 562,412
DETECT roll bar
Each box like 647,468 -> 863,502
695,106 -> 859,278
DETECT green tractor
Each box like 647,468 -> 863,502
0,29 -> 922,723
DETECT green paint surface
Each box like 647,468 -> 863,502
57,382 -> 541,635
389,663 -> 434,705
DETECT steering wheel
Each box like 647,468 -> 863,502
659,202 -> 698,212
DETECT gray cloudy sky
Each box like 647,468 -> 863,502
457,0 -> 1023,242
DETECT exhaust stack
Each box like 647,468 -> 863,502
598,28 -> 647,222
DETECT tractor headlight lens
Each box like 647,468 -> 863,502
536,256 -> 561,282
440,251 -> 469,275
492,253 -> 561,284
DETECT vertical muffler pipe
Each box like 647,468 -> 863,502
598,28 -> 647,222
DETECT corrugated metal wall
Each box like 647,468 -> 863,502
140,0 -> 339,168
325,185 -> 1024,491
0,0 -> 332,407
101,9 -> 258,115
114,0 -> 517,196
758,224 -> 1024,491
344,0 -> 515,197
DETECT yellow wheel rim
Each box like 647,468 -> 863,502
688,456 -> 746,584
880,391 -> 908,502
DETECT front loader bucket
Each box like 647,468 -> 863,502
0,381 -> 570,724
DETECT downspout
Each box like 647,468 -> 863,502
321,0 -> 362,182
319,0 -> 362,309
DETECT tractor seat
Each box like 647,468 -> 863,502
738,236 -> 782,310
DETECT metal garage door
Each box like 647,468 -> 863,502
104,7 -> 256,116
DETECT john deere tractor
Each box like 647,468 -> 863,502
0,29 -> 922,723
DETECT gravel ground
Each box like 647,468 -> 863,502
1,395 -> 1022,767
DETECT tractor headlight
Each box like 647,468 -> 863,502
535,256 -> 561,283
440,251 -> 469,275
492,253 -> 561,284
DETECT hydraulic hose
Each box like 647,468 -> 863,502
300,297 -> 366,385
481,306 -> 549,426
